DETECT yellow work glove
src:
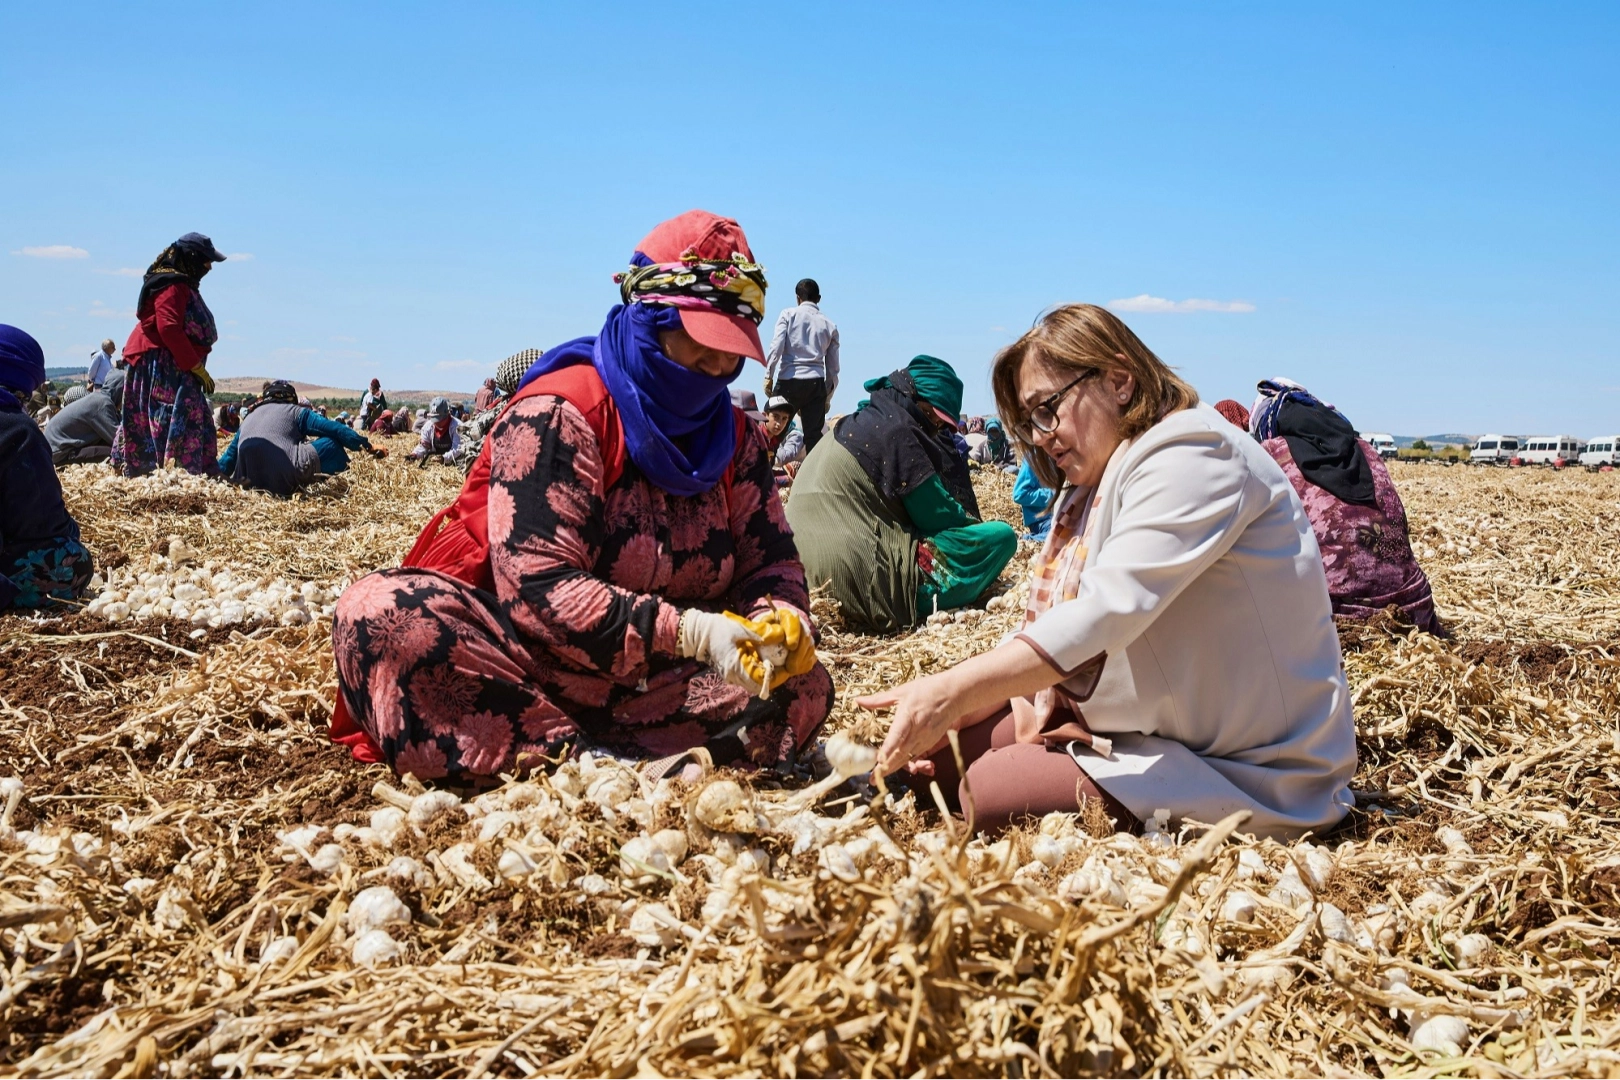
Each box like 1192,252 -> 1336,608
725,608 -> 817,694
193,364 -> 216,395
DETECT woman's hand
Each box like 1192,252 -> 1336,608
858,669 -> 969,777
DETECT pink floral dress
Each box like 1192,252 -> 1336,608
333,393 -> 834,782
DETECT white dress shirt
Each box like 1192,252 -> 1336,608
1017,405 -> 1357,839
86,349 -> 114,387
765,301 -> 840,394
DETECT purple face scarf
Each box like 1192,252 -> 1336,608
0,324 -> 47,409
518,302 -> 741,497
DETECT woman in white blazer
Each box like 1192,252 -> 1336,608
859,304 -> 1356,840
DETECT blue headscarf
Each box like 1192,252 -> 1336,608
519,302 -> 741,497
0,324 -> 47,410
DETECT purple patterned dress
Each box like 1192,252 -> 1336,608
333,393 -> 835,782
111,287 -> 219,477
1264,437 -> 1440,633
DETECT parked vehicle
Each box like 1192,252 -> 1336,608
1363,433 -> 1398,459
1469,434 -> 1522,464
1520,435 -> 1584,467
1580,436 -> 1620,468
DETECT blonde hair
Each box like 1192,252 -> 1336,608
992,303 -> 1199,489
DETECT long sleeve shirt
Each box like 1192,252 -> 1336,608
85,350 -> 113,387
765,301 -> 840,395
219,406 -> 372,478
123,284 -> 209,371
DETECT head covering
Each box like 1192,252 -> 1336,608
765,395 -> 793,415
1250,379 -> 1375,507
137,233 -> 224,315
835,358 -> 979,518
964,416 -> 987,435
370,378 -> 381,391
515,214 -> 766,498
730,388 -> 764,422
1213,399 -> 1251,430
429,396 -> 449,420
496,349 -> 540,394
614,210 -> 768,362
862,356 -> 964,428
0,324 -> 47,401
259,380 -> 299,406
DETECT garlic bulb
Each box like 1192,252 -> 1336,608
649,828 -> 688,865
347,886 -> 411,934
498,848 -> 537,880
628,903 -> 681,948
1220,888 -> 1260,924
692,779 -> 758,834
823,732 -> 879,780
620,835 -> 672,885
382,856 -> 435,891
351,929 -> 402,966
1408,1011 -> 1470,1056
408,790 -> 463,830
820,843 -> 861,883
260,936 -> 299,966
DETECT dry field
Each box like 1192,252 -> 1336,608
3,453 -> 1620,1078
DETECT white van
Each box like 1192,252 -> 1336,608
1469,434 -> 1522,464
1363,433 -> 1398,459
1580,436 -> 1620,468
1520,435 -> 1583,467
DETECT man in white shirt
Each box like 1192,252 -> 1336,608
86,340 -> 116,388
765,278 -> 839,452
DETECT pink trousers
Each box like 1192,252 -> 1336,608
923,709 -> 1137,835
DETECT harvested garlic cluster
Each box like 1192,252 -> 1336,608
83,539 -> 340,629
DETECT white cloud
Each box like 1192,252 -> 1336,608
435,358 -> 489,371
1108,294 -> 1256,314
88,300 -> 133,320
226,252 -> 254,262
14,244 -> 89,259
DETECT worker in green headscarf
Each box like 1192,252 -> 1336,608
786,355 -> 1018,632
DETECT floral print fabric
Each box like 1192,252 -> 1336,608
2,536 -> 93,609
334,394 -> 833,781
112,291 -> 219,477
1264,437 -> 1440,633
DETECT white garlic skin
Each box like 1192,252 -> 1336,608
260,936 -> 300,966
351,929 -> 402,966
1409,1011 -> 1470,1056
692,779 -> 757,833
823,732 -> 878,780
1220,888 -> 1260,924
347,886 -> 411,934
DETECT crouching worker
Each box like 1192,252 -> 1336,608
786,355 -> 1018,633
408,397 -> 463,466
46,369 -> 125,465
761,394 -> 805,484
859,305 -> 1356,841
330,210 -> 834,783
219,380 -> 384,497
0,325 -> 94,608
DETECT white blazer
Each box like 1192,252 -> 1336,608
1018,405 -> 1357,839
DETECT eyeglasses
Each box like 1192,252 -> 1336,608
1014,368 -> 1099,441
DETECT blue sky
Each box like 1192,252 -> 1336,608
3,3 -> 1616,435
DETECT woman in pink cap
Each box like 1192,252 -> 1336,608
330,211 -> 833,783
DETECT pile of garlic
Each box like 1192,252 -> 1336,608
82,536 -> 342,630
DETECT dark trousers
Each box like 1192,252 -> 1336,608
776,377 -> 828,452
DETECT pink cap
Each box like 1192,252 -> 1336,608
633,210 -> 766,363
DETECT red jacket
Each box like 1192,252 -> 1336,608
123,283 -> 209,371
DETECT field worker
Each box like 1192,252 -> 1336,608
474,377 -> 499,412
218,380 -> 385,496
391,406 -> 413,433
112,232 -> 226,477
970,417 -> 1015,468
0,325 -> 94,608
369,408 -> 395,435
786,355 -> 1019,633
87,339 -> 117,388
765,277 -> 838,454
762,395 -> 806,477
330,209 -> 833,783
47,369 -> 125,465
408,396 -> 462,465
1248,379 -> 1440,634
858,305 -> 1356,840
457,350 -> 540,472
358,379 -> 387,431
1012,455 -> 1054,540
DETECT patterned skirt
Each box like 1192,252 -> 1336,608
111,349 -> 219,477
2,536 -> 94,609
332,569 -> 835,783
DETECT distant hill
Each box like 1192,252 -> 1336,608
45,366 -> 88,380
212,377 -> 476,405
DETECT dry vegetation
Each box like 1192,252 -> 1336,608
4,452 -> 1620,1078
